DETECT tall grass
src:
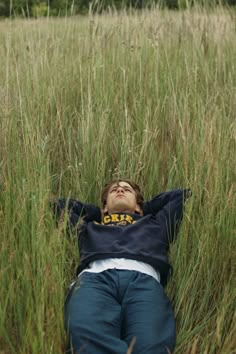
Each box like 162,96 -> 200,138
0,5 -> 235,353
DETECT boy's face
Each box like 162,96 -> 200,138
103,181 -> 142,215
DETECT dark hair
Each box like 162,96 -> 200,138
101,179 -> 144,209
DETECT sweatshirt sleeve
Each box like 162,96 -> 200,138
143,189 -> 191,216
51,198 -> 101,231
145,189 -> 191,243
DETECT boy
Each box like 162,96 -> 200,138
53,179 -> 191,354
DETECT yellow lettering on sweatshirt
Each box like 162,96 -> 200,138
111,214 -> 120,222
119,214 -> 125,222
125,215 -> 133,224
102,214 -> 136,225
103,215 -> 111,224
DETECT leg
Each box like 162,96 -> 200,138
121,272 -> 176,354
64,272 -> 128,354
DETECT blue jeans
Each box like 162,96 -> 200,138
64,270 -> 176,354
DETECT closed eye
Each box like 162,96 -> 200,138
110,188 -> 117,193
109,186 -> 133,193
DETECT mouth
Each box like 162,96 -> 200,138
116,195 -> 125,198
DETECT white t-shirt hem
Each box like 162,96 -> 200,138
79,258 -> 160,282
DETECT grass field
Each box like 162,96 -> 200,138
0,5 -> 235,354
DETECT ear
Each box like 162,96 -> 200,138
103,205 -> 108,214
135,204 -> 143,216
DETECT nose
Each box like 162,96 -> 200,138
116,186 -> 125,194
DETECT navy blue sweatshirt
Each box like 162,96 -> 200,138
52,189 -> 191,286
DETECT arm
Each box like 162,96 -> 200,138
51,198 -> 101,231
152,189 -> 191,243
143,189 -> 191,216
